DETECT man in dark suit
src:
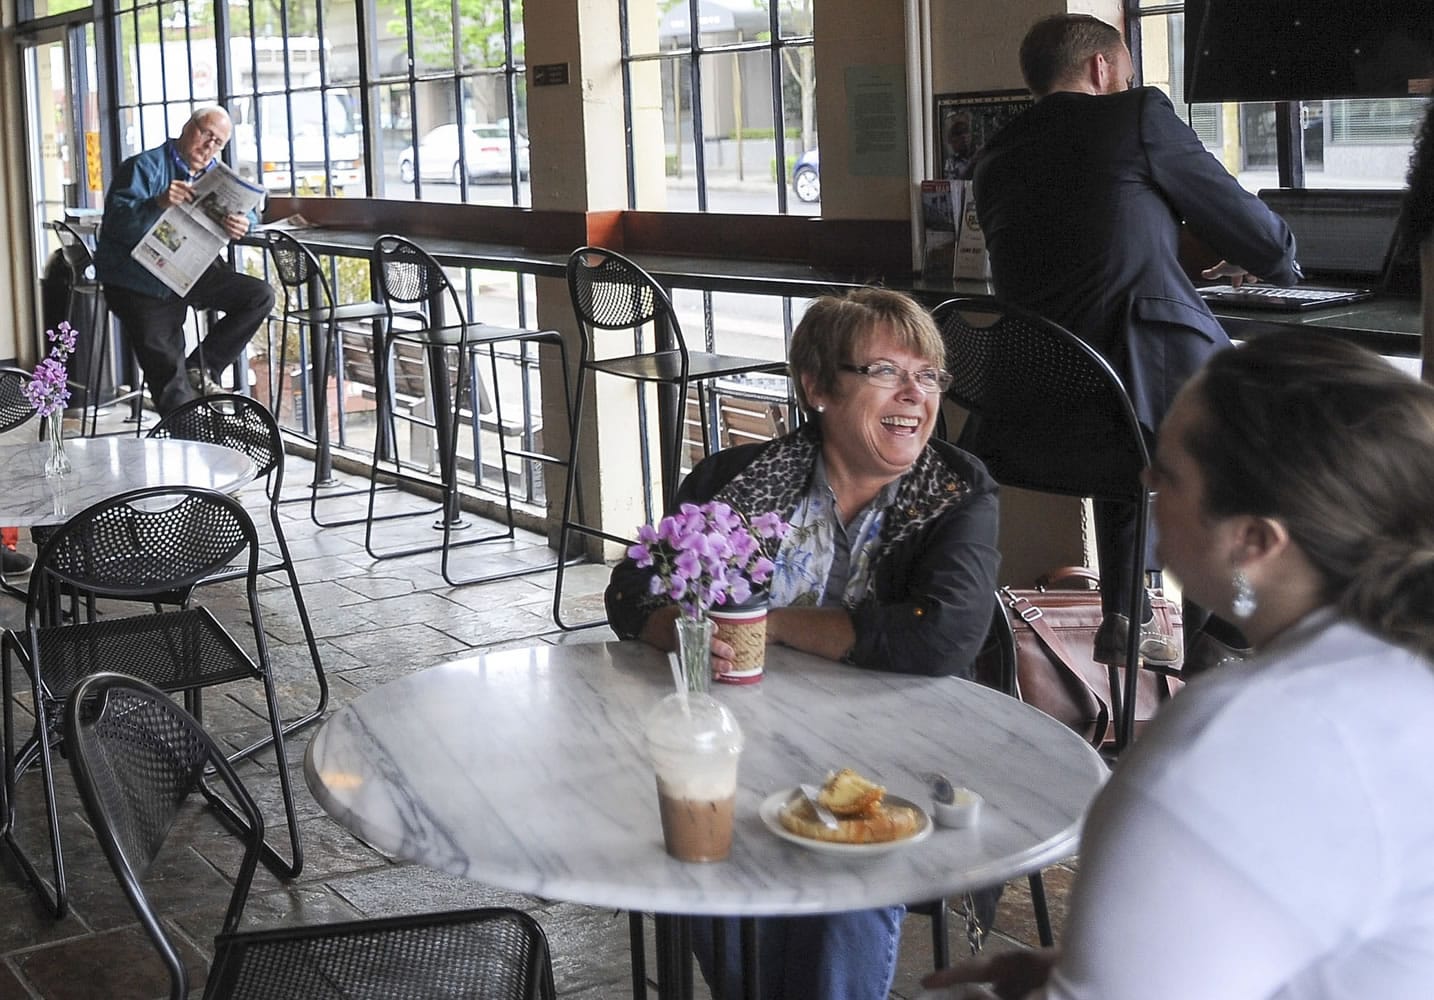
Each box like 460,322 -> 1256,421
973,13 -> 1301,667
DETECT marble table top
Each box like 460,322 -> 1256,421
0,436 -> 258,526
305,642 -> 1107,917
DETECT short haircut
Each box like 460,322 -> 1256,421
187,105 -> 231,130
1018,14 -> 1125,96
788,288 -> 945,417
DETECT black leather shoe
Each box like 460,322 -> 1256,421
2,546 -> 32,579
1183,631 -> 1252,677
1092,612 -> 1182,667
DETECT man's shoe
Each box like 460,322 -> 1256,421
1093,612 -> 1182,667
1183,631 -> 1252,677
2,546 -> 32,579
187,368 -> 226,396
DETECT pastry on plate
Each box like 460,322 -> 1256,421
779,768 -> 921,844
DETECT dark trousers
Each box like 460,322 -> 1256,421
104,263 -> 274,416
1093,497 -> 1159,620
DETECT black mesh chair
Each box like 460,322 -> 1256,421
147,394 -> 327,759
50,220 -> 146,437
934,297 -> 1165,753
0,486 -> 303,918
262,230 -> 395,526
0,366 -> 37,598
65,672 -> 557,1000
369,235 -> 577,586
554,246 -> 786,628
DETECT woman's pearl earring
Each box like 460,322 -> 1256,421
816,404 -> 826,413
1231,569 -> 1257,620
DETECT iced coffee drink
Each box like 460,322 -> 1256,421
645,692 -> 744,862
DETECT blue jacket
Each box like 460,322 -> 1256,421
95,141 -> 258,299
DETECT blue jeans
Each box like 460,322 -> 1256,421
691,906 -> 905,1000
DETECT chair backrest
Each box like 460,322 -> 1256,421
207,907 -> 558,1000
933,297 -> 1150,502
51,220 -> 97,282
148,394 -> 284,496
264,229 -> 333,308
566,245 -> 688,357
373,234 -> 465,331
0,364 -> 35,433
65,672 -> 265,1000
28,486 -> 260,615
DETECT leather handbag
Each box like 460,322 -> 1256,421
983,567 -> 1184,748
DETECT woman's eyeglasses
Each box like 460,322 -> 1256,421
838,362 -> 953,394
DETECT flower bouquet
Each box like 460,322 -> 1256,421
23,323 -> 78,478
629,500 -> 788,692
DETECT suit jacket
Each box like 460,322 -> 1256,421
972,87 -> 1300,434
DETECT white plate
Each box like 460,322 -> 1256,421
759,789 -> 933,856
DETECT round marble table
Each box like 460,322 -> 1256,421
0,436 -> 257,526
305,641 -> 1107,918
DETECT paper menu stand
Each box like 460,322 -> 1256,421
954,181 -> 992,282
920,179 -> 963,279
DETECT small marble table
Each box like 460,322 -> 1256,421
306,642 -> 1107,996
0,436 -> 258,527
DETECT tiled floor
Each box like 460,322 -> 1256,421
0,447 -> 1069,999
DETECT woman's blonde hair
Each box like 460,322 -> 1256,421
1186,332 -> 1434,657
788,288 -> 945,417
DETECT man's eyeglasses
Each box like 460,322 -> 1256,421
838,362 -> 953,394
195,127 -> 228,151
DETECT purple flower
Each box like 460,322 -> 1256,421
630,501 -> 790,615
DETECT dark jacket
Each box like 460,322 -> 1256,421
973,87 -> 1300,434
605,423 -> 1001,677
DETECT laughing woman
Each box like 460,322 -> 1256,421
607,287 -> 1000,999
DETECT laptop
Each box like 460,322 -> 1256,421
1197,189 -> 1404,312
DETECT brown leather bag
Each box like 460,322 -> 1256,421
984,567 -> 1184,749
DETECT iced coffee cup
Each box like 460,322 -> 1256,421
644,692 -> 744,862
710,596 -> 768,684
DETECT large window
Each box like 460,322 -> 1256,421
1129,4 -> 1423,191
108,0 -> 529,207
621,0 -> 818,215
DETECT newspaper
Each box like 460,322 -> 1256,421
130,161 -> 264,296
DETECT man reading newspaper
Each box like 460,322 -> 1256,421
96,106 -> 274,415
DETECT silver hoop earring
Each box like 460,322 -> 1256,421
1231,569 -> 1257,620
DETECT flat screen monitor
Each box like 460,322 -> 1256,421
1185,0 -> 1434,104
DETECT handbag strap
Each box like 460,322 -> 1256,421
1035,566 -> 1101,590
1000,587 -> 1111,746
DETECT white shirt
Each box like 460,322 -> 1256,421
1041,611 -> 1434,1000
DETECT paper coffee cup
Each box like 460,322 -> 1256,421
710,601 -> 767,684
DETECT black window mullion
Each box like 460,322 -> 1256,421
687,3 -> 707,212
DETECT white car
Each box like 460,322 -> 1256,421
398,123 -> 530,184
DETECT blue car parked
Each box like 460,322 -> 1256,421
791,149 -> 820,203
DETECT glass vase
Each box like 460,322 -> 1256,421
44,413 -> 71,479
674,613 -> 714,696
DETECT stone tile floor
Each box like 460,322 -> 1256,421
0,452 -> 1070,999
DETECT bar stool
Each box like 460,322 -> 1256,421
262,230 -> 396,526
368,235 -> 578,586
49,221 -> 146,437
553,246 -> 786,629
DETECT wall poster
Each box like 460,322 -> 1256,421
933,89 -> 1033,181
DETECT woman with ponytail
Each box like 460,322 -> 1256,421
925,330 -> 1434,999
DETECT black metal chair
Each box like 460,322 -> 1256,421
0,366 -> 37,599
934,297 -> 1166,754
146,394 -> 327,759
65,672 -> 557,1000
262,229 -> 395,526
0,486 -> 304,918
554,246 -> 786,628
49,220 -> 147,437
368,235 -> 577,586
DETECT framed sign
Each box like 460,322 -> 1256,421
934,89 -> 1033,181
